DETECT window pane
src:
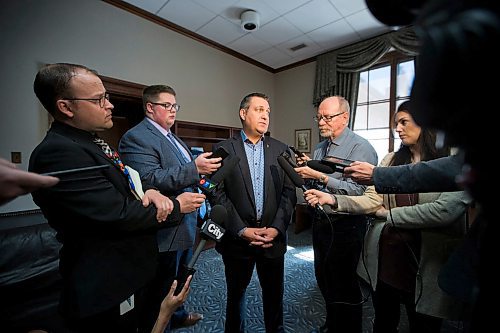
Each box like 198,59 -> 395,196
369,66 -> 390,100
354,104 -> 367,130
395,99 -> 410,112
396,60 -> 414,98
354,128 -> 390,164
358,71 -> 368,103
368,102 -> 389,129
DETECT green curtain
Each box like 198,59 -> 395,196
313,26 -> 420,128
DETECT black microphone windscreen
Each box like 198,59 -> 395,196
209,204 -> 227,227
307,160 -> 335,174
211,154 -> 240,184
277,155 -> 305,189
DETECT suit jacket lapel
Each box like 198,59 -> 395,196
263,138 -> 272,211
232,135 -> 256,210
143,119 -> 190,165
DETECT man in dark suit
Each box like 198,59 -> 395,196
212,92 -> 297,333
119,85 -> 221,329
28,63 -> 188,333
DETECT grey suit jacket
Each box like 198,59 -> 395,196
119,118 -> 199,252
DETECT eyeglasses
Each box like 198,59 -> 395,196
63,93 -> 110,108
248,107 -> 271,115
150,102 -> 181,112
313,112 -> 345,123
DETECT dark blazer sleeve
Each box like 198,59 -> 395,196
373,154 -> 462,194
30,137 -> 180,233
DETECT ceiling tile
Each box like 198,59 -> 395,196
252,47 -> 292,68
192,0 -> 241,15
284,0 -> 342,33
265,0 -> 313,15
328,0 -> 366,16
276,35 -> 322,58
252,17 -> 303,45
226,0 -> 280,25
197,16 -> 244,45
229,34 -> 272,56
346,9 -> 390,38
123,0 -> 169,14
308,19 -> 359,50
156,0 -> 215,31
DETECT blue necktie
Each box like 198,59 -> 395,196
167,132 -> 207,219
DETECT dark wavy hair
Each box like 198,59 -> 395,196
390,101 -> 450,166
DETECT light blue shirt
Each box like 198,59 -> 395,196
313,127 -> 378,195
241,131 -> 265,220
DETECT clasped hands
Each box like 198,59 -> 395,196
241,227 -> 278,249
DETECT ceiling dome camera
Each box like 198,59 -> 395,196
241,10 -> 260,32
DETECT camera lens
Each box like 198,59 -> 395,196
244,23 -> 256,30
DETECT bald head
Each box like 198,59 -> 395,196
317,96 -> 350,139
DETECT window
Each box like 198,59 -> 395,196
354,52 -> 415,163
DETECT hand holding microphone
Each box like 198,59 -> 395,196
288,145 -> 310,166
304,188 -> 337,209
174,205 -> 227,295
197,152 -> 240,196
277,156 -> 325,212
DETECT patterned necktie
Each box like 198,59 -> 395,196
93,135 -> 139,199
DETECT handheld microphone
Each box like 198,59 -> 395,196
277,156 -> 324,212
174,204 -> 227,295
197,154 -> 240,196
198,176 -> 217,194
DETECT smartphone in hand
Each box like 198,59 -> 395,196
321,156 -> 354,172
211,146 -> 229,160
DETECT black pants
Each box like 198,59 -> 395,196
222,254 -> 285,333
373,280 -> 442,333
64,285 -> 150,333
312,215 -> 367,333
138,251 -> 177,333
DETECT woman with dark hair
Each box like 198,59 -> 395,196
358,102 -> 471,333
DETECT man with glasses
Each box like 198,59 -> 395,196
119,85 -> 222,330
28,63 -> 189,332
295,96 -> 377,333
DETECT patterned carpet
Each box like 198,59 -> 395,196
172,225 -> 467,333
171,226 -> 375,333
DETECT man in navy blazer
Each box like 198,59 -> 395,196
212,92 -> 296,333
29,63 -> 184,332
119,85 -> 222,329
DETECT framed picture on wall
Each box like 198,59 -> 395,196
295,129 -> 311,153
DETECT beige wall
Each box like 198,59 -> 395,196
274,62 -> 319,153
0,0 -> 316,213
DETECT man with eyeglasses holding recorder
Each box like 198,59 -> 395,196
295,96 -> 377,333
119,85 -> 222,330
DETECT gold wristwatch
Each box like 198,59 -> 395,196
320,174 -> 328,184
